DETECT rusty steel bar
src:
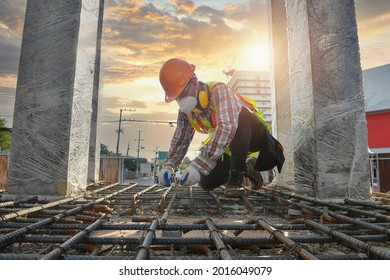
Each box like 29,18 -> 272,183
256,218 -> 318,260
233,220 -> 257,236
0,196 -> 38,208
131,184 -> 158,213
283,198 -> 390,237
135,218 -> 159,259
156,186 -> 172,212
209,192 -> 221,212
10,233 -> 390,248
189,186 -> 194,212
89,182 -> 121,194
40,214 -> 106,260
0,253 -> 364,260
241,196 -> 253,211
344,198 -> 390,212
205,219 -> 232,260
3,220 -> 389,232
303,218 -> 390,259
274,190 -> 390,222
160,193 -> 176,224
0,183 -> 137,250
0,182 -> 120,222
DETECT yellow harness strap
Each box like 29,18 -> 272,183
187,81 -> 270,158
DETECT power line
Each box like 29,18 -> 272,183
103,118 -> 177,127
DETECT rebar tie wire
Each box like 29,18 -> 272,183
40,214 -> 106,260
131,184 -> 158,213
135,193 -> 177,260
256,218 -> 318,260
0,183 -> 137,250
205,219 -> 232,260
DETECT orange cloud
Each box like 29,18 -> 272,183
170,0 -> 197,15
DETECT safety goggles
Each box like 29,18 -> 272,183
177,76 -> 198,101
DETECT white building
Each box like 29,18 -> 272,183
227,70 -> 273,184
227,70 -> 272,127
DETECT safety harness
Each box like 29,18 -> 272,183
186,82 -> 270,157
187,81 -> 270,134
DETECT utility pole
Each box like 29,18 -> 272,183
153,146 -> 159,178
135,130 -> 144,178
115,108 -> 135,155
126,142 -> 130,157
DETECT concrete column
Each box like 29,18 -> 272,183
88,0 -> 104,183
9,0 -> 101,196
285,0 -> 370,199
267,0 -> 294,187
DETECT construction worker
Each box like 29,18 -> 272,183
158,58 -> 285,197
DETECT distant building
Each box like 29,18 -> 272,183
227,70 -> 272,127
363,64 -> 390,193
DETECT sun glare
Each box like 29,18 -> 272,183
241,43 -> 270,71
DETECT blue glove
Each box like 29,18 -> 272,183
158,167 -> 174,187
180,165 -> 201,186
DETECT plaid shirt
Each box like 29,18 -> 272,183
164,83 -> 243,175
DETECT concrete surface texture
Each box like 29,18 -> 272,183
284,0 -> 370,199
8,0 -> 101,196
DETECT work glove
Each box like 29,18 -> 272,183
158,167 -> 174,187
180,165 -> 201,186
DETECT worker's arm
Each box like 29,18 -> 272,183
192,84 -> 242,175
163,110 -> 195,170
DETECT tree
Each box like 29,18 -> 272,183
124,157 -> 137,172
0,118 -> 11,151
100,143 -> 110,154
124,157 -> 148,172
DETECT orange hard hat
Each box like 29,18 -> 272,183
159,58 -> 196,103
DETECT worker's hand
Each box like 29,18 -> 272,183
158,167 -> 174,187
180,165 -> 201,186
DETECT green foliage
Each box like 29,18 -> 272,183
100,143 -> 110,154
124,157 -> 148,172
0,118 -> 11,151
124,157 -> 137,172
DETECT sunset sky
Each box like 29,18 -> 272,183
1,0 -> 390,161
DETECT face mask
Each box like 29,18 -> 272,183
177,96 -> 197,113
177,77 -> 198,113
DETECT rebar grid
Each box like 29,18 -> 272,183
0,182 -> 389,260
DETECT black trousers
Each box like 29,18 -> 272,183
199,107 -> 277,191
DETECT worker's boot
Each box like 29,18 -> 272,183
246,157 -> 263,190
224,169 -> 246,198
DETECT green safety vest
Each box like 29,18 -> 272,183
187,82 -> 270,157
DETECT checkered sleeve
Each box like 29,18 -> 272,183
163,110 -> 195,170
